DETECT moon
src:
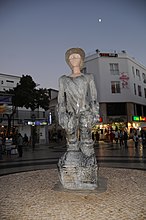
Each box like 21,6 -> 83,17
98,18 -> 102,22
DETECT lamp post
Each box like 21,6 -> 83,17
31,114 -> 36,151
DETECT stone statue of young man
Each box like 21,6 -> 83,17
58,48 -> 100,190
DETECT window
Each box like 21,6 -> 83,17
132,66 -> 135,77
111,81 -> 121,93
134,83 -> 136,95
138,85 -> 142,97
110,63 -> 119,75
142,73 -> 146,83
143,105 -> 146,115
81,67 -> 86,74
107,103 -> 127,116
136,69 -> 141,80
136,104 -> 142,115
144,88 -> 146,98
6,80 -> 14,83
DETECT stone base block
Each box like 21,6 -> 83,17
58,151 -> 98,190
58,165 -> 98,190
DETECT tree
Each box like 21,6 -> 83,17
34,88 -> 50,111
10,75 -> 37,110
4,75 -> 50,135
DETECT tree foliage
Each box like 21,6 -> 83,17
8,75 -> 50,111
4,74 -> 50,135
9,75 -> 37,110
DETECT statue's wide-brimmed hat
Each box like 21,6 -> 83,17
65,48 -> 85,69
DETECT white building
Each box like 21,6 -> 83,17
84,50 -> 146,135
0,73 -> 54,144
0,73 -> 20,91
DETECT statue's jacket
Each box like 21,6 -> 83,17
58,73 -> 99,129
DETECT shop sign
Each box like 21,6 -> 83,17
132,116 -> 146,122
26,119 -> 48,126
99,53 -> 118,57
119,72 -> 129,89
99,117 -> 103,122
0,96 -> 12,104
0,104 -> 12,114
108,116 -> 127,123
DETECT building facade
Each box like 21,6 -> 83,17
0,73 -> 52,144
84,50 -> 146,137
0,73 -> 20,91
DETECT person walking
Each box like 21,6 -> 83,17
17,133 -> 23,157
141,130 -> 146,148
0,137 -> 3,160
114,130 -> 119,144
133,132 -> 139,148
119,130 -> 124,147
123,130 -> 128,148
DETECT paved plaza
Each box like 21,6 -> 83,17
0,140 -> 146,219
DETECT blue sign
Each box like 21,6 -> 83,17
0,96 -> 12,104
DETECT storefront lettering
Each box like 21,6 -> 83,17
119,72 -> 129,89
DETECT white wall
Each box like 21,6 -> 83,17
85,52 -> 146,105
0,73 -> 20,91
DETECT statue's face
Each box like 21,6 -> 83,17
68,53 -> 81,68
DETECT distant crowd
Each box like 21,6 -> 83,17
92,128 -> 146,148
0,132 -> 30,159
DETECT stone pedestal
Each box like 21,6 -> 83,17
58,151 -> 98,190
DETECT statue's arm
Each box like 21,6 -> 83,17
58,76 -> 66,113
58,76 -> 68,128
89,74 -> 100,122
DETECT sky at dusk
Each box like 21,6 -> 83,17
0,0 -> 146,90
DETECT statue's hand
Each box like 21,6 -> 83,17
59,112 -> 69,129
92,112 -> 100,125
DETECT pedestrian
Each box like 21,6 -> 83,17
17,133 -> 23,157
23,133 -> 29,150
0,137 -> 3,160
5,136 -> 12,157
23,133 -> 28,145
119,130 -> 124,146
109,130 -> 114,145
133,132 -> 139,148
123,130 -> 128,148
95,131 -> 99,142
92,132 -> 95,141
141,130 -> 146,148
114,130 -> 119,144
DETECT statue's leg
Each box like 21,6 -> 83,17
79,111 -> 94,156
66,114 -> 79,151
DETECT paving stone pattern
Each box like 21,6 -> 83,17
0,168 -> 146,220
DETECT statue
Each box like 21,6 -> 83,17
57,48 -> 100,190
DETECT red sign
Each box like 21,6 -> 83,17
99,53 -> 118,57
119,72 -> 129,89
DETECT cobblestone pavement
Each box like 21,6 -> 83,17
0,167 -> 146,220
0,140 -> 146,176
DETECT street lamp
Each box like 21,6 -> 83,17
31,114 -> 36,150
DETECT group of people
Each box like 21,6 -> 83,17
133,130 -> 146,148
108,129 -> 129,147
108,129 -> 146,148
0,133 -> 29,159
